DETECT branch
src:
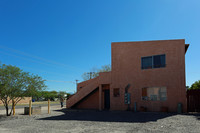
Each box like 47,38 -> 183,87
15,97 -> 23,106
5,96 -> 9,107
9,106 -> 13,116
8,98 -> 12,104
0,98 -> 6,107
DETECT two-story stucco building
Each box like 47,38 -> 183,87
67,39 -> 189,112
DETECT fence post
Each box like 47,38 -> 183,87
48,99 -> 50,114
12,100 -> 15,116
187,90 -> 189,112
29,100 -> 32,116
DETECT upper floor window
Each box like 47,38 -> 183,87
141,54 -> 166,69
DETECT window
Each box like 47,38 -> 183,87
141,87 -> 167,101
142,56 -> 152,69
153,55 -> 165,68
141,54 -> 166,69
113,88 -> 120,97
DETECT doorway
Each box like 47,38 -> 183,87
104,89 -> 110,110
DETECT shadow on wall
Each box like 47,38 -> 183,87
37,109 -> 184,123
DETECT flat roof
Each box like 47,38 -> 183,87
111,39 -> 185,44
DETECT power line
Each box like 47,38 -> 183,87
0,51 -> 79,80
0,45 -> 85,91
0,45 -> 83,72
0,51 -> 61,69
16,65 -> 73,78
46,80 -> 75,84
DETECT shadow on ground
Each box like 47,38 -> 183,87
38,109 -> 179,123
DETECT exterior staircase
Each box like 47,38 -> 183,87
66,77 -> 99,108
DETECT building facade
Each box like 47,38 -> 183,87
67,39 -> 189,112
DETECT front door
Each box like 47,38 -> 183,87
104,90 -> 110,110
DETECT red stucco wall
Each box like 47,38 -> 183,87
110,39 -> 187,112
77,77 -> 98,92
73,89 -> 99,109
68,39 -> 188,112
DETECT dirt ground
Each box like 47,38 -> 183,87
0,106 -> 200,133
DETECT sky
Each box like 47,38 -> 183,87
0,0 -> 199,93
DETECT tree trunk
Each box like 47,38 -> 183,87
9,103 -> 14,116
6,105 -> 9,116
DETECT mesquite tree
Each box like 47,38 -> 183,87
0,64 -> 46,116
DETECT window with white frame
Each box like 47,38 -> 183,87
142,87 -> 167,101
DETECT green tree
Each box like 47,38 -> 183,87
40,91 -> 59,101
189,80 -> 200,90
82,64 -> 111,81
58,91 -> 68,99
0,64 -> 46,116
49,91 -> 58,101
25,74 -> 46,99
39,90 -> 71,101
186,86 -> 190,90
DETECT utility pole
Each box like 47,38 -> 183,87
87,72 -> 95,79
75,79 -> 79,89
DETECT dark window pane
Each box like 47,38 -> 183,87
153,55 -> 165,68
142,88 -> 147,97
142,56 -> 152,69
113,88 -> 120,97
160,55 -> 166,67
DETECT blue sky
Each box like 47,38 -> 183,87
0,0 -> 199,93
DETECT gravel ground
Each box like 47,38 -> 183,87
0,108 -> 200,133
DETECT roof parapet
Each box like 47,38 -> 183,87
185,44 -> 189,53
